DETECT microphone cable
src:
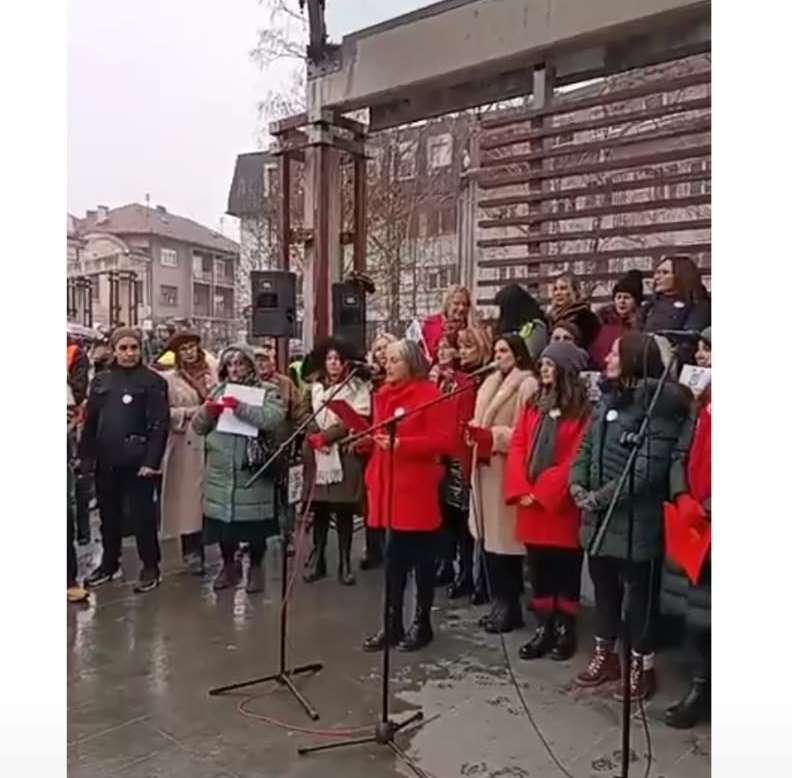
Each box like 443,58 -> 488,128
469,459 -> 576,778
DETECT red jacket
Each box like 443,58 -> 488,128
504,406 -> 590,549
688,401 -> 711,505
437,369 -> 478,480
588,305 -> 639,372
421,313 -> 445,361
365,379 -> 455,532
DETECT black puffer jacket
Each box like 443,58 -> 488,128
570,380 -> 691,562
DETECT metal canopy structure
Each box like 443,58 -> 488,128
285,0 -> 711,345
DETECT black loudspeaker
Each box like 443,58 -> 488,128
251,271 -> 296,338
332,281 -> 366,356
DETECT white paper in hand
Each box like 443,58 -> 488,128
678,365 -> 711,397
216,384 -> 265,437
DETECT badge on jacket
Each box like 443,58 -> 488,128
122,393 -> 133,405
606,409 -> 619,422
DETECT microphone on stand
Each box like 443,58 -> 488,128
346,360 -> 375,380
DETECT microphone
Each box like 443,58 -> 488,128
653,329 -> 703,343
347,360 -> 375,379
471,361 -> 499,376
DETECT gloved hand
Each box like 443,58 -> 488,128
220,395 -> 240,411
570,484 -> 598,512
205,399 -> 223,419
307,433 -> 325,451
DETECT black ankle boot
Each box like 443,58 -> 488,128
478,600 -> 501,628
363,608 -> 404,652
519,613 -> 555,660
484,598 -> 524,634
360,528 -> 384,570
471,585 -> 490,606
337,516 -> 356,586
304,517 -> 328,583
549,613 -> 578,661
447,573 -> 474,599
397,606 -> 433,652
665,678 -> 710,729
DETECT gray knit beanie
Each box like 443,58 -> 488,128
540,341 -> 589,375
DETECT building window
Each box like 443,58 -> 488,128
91,277 -> 100,301
135,280 -> 144,305
263,164 -> 277,197
160,284 -> 178,307
160,248 -> 178,267
394,140 -> 417,180
440,205 -> 456,235
427,133 -> 453,169
192,252 -> 203,275
426,266 -> 458,290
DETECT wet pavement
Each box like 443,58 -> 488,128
68,531 -> 710,778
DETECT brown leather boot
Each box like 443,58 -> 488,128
575,637 -> 621,687
614,652 -> 657,702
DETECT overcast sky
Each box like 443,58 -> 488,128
67,0 -> 429,239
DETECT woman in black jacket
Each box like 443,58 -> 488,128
79,327 -> 170,594
641,255 -> 710,363
569,332 -> 691,701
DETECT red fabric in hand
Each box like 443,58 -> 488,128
664,494 -> 711,585
468,425 -> 493,463
308,433 -> 324,451
221,395 -> 240,411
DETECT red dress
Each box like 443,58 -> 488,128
504,407 -> 589,550
365,379 -> 455,532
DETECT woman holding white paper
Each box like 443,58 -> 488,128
301,337 -> 371,586
192,344 -> 286,594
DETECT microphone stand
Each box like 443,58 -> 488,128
587,346 -> 680,778
207,365 -> 366,720
298,369 -> 488,775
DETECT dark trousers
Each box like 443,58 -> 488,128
385,530 -> 438,627
527,546 -> 584,615
68,500 -> 78,587
686,627 -> 711,680
440,503 -> 473,571
312,502 -> 356,535
95,466 -> 161,572
588,555 -> 657,655
75,473 -> 93,541
180,531 -> 204,560
220,538 -> 266,566
483,551 -> 524,603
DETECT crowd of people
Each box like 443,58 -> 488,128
66,253 -> 712,731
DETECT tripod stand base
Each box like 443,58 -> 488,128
298,711 -> 427,776
208,661 -> 323,721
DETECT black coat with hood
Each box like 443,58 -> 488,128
570,379 -> 691,562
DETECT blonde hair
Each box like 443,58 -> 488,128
368,332 -> 398,364
443,286 -> 473,318
458,326 -> 493,367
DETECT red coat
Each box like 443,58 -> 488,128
437,369 -> 478,480
688,401 -> 711,505
365,379 -> 455,532
504,407 -> 590,549
421,313 -> 445,361
588,305 -> 638,372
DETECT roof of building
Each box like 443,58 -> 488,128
227,151 -> 275,217
78,203 -> 239,254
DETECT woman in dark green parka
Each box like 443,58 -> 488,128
569,332 -> 691,702
193,344 -> 286,594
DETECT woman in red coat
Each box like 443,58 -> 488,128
505,341 -> 591,661
362,340 -> 455,653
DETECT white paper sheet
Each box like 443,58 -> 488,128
215,384 -> 265,438
678,365 -> 711,397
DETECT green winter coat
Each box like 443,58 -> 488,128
192,381 -> 286,524
660,410 -> 711,630
570,380 -> 690,562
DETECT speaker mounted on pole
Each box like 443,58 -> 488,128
332,281 -> 366,357
251,271 -> 296,339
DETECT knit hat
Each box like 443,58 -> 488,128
110,326 -> 143,348
700,326 -> 711,346
613,270 -> 644,305
540,341 -> 589,375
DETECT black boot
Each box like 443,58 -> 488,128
665,678 -> 710,729
360,527 -> 384,570
336,514 -> 356,586
519,612 -> 555,660
435,558 -> 455,587
363,594 -> 405,652
484,597 -> 524,634
478,599 -> 501,628
550,613 -> 578,661
398,589 -> 434,652
304,514 -> 328,583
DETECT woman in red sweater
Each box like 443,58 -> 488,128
505,341 -> 591,661
362,340 -> 455,653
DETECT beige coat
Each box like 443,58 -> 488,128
160,367 -> 216,539
469,368 -> 539,555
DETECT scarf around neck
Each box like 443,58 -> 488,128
527,390 -> 560,482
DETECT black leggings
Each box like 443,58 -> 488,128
526,546 -> 583,615
221,539 -> 266,567
588,556 -> 658,654
385,530 -> 439,624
